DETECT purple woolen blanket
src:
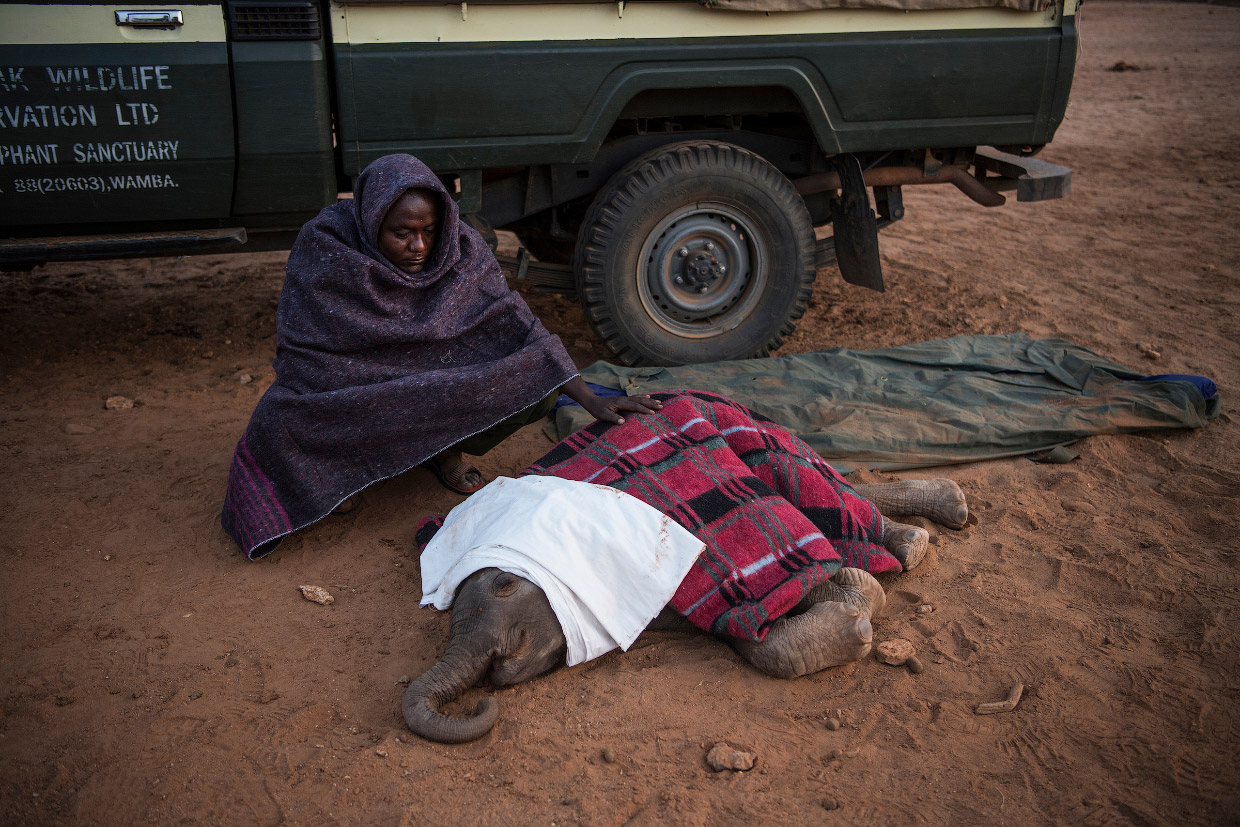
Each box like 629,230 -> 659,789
221,155 -> 579,558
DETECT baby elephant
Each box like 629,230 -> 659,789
403,479 -> 966,744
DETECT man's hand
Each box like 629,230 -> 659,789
560,376 -> 662,425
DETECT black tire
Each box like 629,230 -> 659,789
574,140 -> 816,366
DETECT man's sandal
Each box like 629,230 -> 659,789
422,456 -> 487,496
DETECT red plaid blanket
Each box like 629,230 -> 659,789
416,391 -> 898,642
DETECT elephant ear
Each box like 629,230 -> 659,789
415,514 -> 446,552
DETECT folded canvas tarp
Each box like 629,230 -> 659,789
700,0 -> 1051,13
554,334 -> 1219,472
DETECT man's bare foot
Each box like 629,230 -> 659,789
331,494 -> 359,515
424,451 -> 485,495
853,479 -> 968,529
884,519 -> 930,571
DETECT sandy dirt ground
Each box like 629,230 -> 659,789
2,3 -> 1238,824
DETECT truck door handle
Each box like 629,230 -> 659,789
114,10 -> 184,29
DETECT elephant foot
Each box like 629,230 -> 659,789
884,520 -> 930,571
853,479 -> 968,529
830,567 -> 886,618
748,568 -> 886,679
734,590 -> 879,679
800,567 -> 886,620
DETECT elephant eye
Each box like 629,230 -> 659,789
493,574 -> 519,597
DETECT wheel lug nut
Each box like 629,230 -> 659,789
698,286 -> 709,294
674,276 -> 684,285
678,247 -> 689,257
704,241 -> 715,252
718,264 -> 727,273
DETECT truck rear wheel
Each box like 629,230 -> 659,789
574,141 -> 816,366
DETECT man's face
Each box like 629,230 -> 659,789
378,190 -> 440,274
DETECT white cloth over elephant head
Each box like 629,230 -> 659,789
419,476 -> 706,666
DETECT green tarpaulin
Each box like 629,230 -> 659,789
555,334 -> 1219,472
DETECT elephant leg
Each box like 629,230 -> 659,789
883,519 -> 930,571
644,605 -> 697,634
798,567 -> 886,619
732,579 -> 881,678
852,479 -> 968,529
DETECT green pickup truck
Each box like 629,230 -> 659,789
0,0 -> 1077,364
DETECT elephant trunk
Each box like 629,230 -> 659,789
402,640 -> 499,743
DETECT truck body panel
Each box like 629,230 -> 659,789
0,0 -> 1079,363
332,2 -> 1073,173
229,38 -> 336,221
1,0 -> 1077,238
1,3 -> 236,226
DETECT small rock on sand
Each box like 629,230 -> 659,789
876,638 -> 917,666
64,423 -> 96,435
104,395 -> 134,410
825,717 -> 840,731
706,742 -> 756,772
237,373 -> 254,384
298,585 -> 334,605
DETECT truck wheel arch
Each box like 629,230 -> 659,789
571,63 -> 843,163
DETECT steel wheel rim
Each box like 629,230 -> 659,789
637,202 -> 768,339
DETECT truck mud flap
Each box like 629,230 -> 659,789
828,154 -> 885,293
0,228 -> 248,266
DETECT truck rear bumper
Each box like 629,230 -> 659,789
794,147 -> 1072,209
974,147 -> 1072,202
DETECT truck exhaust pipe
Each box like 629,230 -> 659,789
794,165 -> 1006,208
